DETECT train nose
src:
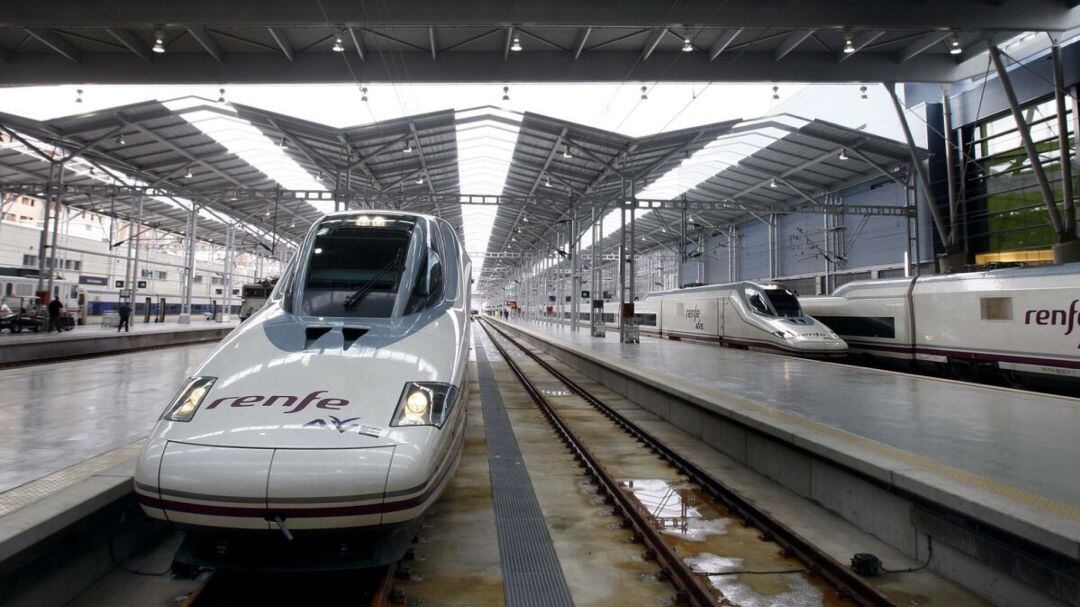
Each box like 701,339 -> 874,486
144,442 -> 396,530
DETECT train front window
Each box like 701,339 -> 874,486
301,217 -> 416,318
764,288 -> 802,318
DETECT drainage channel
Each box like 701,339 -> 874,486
480,319 -> 896,607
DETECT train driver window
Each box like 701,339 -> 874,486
744,287 -> 771,315
764,288 -> 803,318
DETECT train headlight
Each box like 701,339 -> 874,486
392,382 -> 457,428
161,376 -> 217,422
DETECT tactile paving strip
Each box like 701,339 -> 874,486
0,440 -> 144,517
474,332 -> 575,607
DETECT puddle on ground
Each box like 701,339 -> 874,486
685,553 -> 825,607
620,479 -> 855,607
621,478 -> 731,541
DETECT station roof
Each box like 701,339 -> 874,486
0,1 -> 1076,85
0,96 -> 920,289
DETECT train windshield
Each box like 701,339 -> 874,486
742,285 -> 804,318
298,215 -> 444,319
764,288 -> 803,318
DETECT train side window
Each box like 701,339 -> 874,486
980,297 -> 1012,321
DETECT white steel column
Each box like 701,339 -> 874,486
178,204 -> 198,324
222,223 -> 235,322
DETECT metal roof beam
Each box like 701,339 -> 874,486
708,28 -> 742,61
187,27 -> 224,63
641,27 -> 666,61
408,121 -> 436,194
428,26 -> 437,61
775,29 -> 815,61
267,27 -> 294,61
898,31 -> 950,63
105,28 -> 153,63
347,27 -> 365,61
573,27 -> 591,61
528,127 -> 567,195
24,29 -> 80,63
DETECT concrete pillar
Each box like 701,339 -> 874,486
1051,38 -> 1078,263
223,224 -> 235,322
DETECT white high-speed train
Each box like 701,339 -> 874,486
800,263 -> 1080,384
134,211 -> 471,568
556,282 -> 847,357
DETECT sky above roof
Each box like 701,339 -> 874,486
0,82 -> 803,136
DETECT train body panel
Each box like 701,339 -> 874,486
802,263 -> 1080,383
133,211 -> 472,557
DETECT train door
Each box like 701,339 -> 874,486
719,297 -> 727,340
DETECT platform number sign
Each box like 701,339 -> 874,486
115,280 -> 124,288
137,280 -> 147,289
581,290 -> 590,299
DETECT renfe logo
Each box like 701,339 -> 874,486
1024,300 -> 1079,336
205,391 -> 348,414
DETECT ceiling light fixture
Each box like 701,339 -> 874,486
681,38 -> 694,52
185,167 -> 194,179
510,35 -> 522,52
772,85 -> 780,101
838,148 -> 850,161
332,34 -> 345,52
640,85 -> 648,100
217,88 -> 226,103
860,85 -> 868,100
843,36 -> 855,54
562,146 -> 572,159
361,87 -> 368,102
116,133 -> 126,146
949,35 -> 962,55
416,175 -> 425,185
545,176 -> 552,187
152,30 -> 166,54
769,178 -> 778,188
75,88 -> 83,104
404,142 -> 413,153
502,86 -> 510,102
279,136 -> 288,148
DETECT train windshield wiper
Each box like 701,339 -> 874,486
343,250 -> 403,311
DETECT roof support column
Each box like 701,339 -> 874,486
178,203 -> 198,324
989,47 -> 1071,253
620,182 -> 638,344
130,193 -> 144,325
569,197 -> 579,332
36,161 -> 55,296
884,82 -> 954,259
590,204 -> 604,337
45,162 -> 65,325
941,86 -> 961,249
223,223 -> 235,322
1051,37 -> 1078,262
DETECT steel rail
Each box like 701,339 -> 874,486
482,318 -> 898,607
479,320 -> 721,607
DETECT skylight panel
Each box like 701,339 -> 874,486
455,109 -> 523,286
164,100 -> 332,214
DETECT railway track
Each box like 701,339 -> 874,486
480,318 -> 897,607
180,563 -> 397,606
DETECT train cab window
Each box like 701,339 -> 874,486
405,247 -> 444,316
764,288 -> 803,318
302,216 -> 416,318
744,287 -> 771,315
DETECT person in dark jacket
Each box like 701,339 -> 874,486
117,302 -> 132,333
47,298 -> 63,333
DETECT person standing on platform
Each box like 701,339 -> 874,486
48,297 -> 63,333
117,302 -> 132,333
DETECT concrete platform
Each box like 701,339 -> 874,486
0,320 -> 236,366
489,318 -> 1080,605
0,343 -> 219,494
